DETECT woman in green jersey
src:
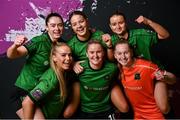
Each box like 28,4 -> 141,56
19,42 -> 80,119
77,40 -> 128,119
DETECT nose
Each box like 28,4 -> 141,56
117,24 -> 121,29
121,53 -> 126,59
77,22 -> 82,28
66,55 -> 72,61
54,25 -> 58,30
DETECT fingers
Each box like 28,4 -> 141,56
102,34 -> 112,48
135,15 -> 144,24
14,35 -> 28,47
154,70 -> 165,81
102,34 -> 111,42
73,61 -> 84,74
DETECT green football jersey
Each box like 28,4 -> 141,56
78,60 -> 118,113
67,30 -> 107,61
28,68 -> 63,118
111,29 -> 163,68
28,68 -> 75,118
15,33 -> 65,91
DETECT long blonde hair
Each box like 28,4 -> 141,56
50,42 -> 70,101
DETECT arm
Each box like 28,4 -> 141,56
155,70 -> 176,85
22,96 -> 35,119
135,15 -> 170,39
63,82 -> 80,118
102,34 -> 115,61
7,35 -> 28,59
163,71 -> 176,85
111,84 -> 129,113
73,61 -> 85,74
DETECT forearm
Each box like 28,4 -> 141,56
63,82 -> 80,118
146,19 -> 170,39
22,96 -> 35,119
107,48 -> 115,62
7,44 -> 20,59
7,44 -> 27,59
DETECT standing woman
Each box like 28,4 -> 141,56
6,12 -> 65,117
21,42 -> 79,119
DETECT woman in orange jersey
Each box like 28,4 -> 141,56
114,40 -> 176,119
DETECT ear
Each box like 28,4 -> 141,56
52,55 -> 57,63
130,49 -> 134,58
114,52 -> 117,59
109,23 -> 113,30
86,52 -> 88,58
45,26 -> 48,32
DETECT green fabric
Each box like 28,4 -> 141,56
15,33 -> 65,91
67,30 -> 107,61
112,29 -> 164,68
78,60 -> 117,113
28,68 -> 64,118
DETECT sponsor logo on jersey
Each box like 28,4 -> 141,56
83,85 -> 109,91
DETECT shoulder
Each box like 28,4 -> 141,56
67,35 -> 77,45
135,58 -> 158,70
104,61 -> 118,71
40,68 -> 56,80
31,33 -> 49,42
91,29 -> 104,36
25,34 -> 48,46
130,29 -> 156,36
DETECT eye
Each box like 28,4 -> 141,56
58,23 -> 64,27
111,23 -> 116,26
50,24 -> 56,28
71,23 -> 76,27
79,19 -> 85,23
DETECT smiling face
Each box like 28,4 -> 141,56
53,45 -> 72,71
70,14 -> 89,40
86,42 -> 104,69
114,43 -> 133,67
109,15 -> 127,36
46,16 -> 64,42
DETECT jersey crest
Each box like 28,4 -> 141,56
134,72 -> 141,80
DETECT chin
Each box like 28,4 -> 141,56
120,63 -> 128,67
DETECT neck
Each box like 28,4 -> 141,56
48,33 -> 57,42
77,30 -> 90,41
90,62 -> 103,70
123,58 -> 135,68
117,31 -> 128,40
